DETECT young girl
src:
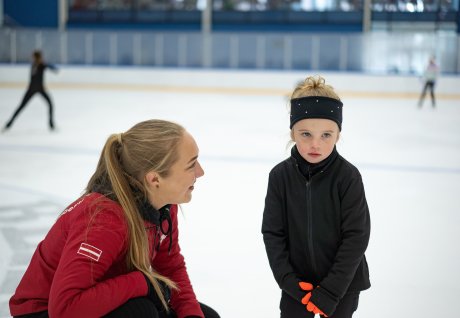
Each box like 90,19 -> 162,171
10,119 -> 220,318
3,50 -> 58,131
262,76 -> 370,318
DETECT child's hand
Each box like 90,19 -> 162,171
299,282 -> 328,317
306,301 -> 328,317
299,281 -> 313,304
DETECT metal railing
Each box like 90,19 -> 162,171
0,28 -> 458,74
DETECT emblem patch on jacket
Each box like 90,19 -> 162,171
77,243 -> 102,261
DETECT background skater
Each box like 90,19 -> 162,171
3,50 -> 58,132
418,55 -> 439,108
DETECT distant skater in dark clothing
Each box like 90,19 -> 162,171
3,50 -> 58,131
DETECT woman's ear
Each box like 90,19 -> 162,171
336,132 -> 341,143
145,171 -> 160,189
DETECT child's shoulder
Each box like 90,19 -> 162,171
336,155 -> 362,178
270,157 -> 294,174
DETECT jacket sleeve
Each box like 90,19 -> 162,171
45,63 -> 58,72
153,204 -> 204,318
262,169 -> 303,302
48,207 -> 149,318
310,172 -> 371,316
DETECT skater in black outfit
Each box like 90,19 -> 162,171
262,75 -> 371,318
3,50 -> 58,131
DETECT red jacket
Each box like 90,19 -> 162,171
9,193 -> 204,318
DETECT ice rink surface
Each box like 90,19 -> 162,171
0,65 -> 459,317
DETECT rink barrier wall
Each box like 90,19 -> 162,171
0,65 -> 459,99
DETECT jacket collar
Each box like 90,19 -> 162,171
291,145 -> 338,179
138,200 -> 170,225
139,200 -> 173,254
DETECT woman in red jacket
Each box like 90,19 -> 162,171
9,119 -> 220,318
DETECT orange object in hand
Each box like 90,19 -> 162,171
299,282 -> 328,317
299,282 -> 313,304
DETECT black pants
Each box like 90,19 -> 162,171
281,292 -> 360,318
418,81 -> 436,107
326,292 -> 359,318
14,298 -> 220,318
5,88 -> 54,129
104,297 -> 220,318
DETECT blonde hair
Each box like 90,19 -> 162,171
85,119 -> 185,309
291,75 -> 340,101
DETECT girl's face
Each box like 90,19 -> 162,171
147,131 -> 204,209
292,118 -> 340,164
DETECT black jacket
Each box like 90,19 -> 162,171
28,63 -> 57,91
262,146 -> 370,317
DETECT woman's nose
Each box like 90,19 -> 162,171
196,161 -> 204,178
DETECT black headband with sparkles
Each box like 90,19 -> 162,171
290,96 -> 343,130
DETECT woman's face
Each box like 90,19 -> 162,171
292,118 -> 340,164
148,131 -> 204,209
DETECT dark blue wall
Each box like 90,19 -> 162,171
4,0 -> 58,28
3,1 -> 459,33
67,11 -> 364,32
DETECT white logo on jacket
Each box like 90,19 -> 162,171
61,194 -> 90,215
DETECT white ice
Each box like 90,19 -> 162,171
0,65 -> 459,317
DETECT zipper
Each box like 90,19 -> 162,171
306,168 -> 318,276
295,160 -> 319,277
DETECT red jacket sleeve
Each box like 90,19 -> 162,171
48,204 -> 148,317
152,205 -> 204,318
